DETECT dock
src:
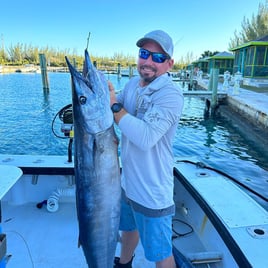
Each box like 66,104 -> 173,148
182,90 -> 227,99
188,79 -> 268,131
226,88 -> 268,129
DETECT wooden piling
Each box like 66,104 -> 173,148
129,66 -> 133,78
189,65 -> 194,89
211,68 -> 219,116
117,63 -> 121,77
39,53 -> 49,92
72,58 -> 77,69
208,69 -> 213,91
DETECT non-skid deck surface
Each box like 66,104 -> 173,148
1,202 -> 153,268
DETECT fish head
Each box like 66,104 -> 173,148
65,50 -> 113,134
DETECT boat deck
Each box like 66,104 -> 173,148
2,201 -> 214,268
1,156 -> 268,267
1,201 -> 153,268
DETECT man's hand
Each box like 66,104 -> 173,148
108,81 -> 117,106
107,81 -> 127,124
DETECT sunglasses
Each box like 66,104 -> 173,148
139,48 -> 170,63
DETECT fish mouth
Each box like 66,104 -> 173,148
66,49 -> 114,134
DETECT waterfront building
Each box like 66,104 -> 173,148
190,52 -> 234,76
192,57 -> 209,74
230,35 -> 268,83
207,51 -> 234,75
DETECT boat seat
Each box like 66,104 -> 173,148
186,251 -> 222,264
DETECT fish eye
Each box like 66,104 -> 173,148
79,96 -> 87,105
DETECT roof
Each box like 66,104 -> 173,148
193,57 -> 209,63
208,51 -> 234,59
255,35 -> 268,41
230,35 -> 268,51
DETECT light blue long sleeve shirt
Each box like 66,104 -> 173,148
117,73 -> 184,210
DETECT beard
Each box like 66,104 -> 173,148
138,64 -> 158,84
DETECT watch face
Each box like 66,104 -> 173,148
111,103 -> 123,113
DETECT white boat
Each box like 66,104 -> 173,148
173,158 -> 268,268
0,154 -> 267,268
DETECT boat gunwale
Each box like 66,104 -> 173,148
173,166 -> 252,268
19,166 -> 74,175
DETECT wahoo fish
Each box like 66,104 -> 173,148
65,50 -> 121,268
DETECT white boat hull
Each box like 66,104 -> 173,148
173,158 -> 268,268
0,154 -> 267,267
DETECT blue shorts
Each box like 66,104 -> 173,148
119,194 -> 174,262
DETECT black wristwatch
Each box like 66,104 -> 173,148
111,103 -> 123,113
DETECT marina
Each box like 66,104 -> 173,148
1,1 -> 267,267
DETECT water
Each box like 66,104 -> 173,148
0,72 -> 267,210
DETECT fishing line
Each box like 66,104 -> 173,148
5,230 -> 35,268
174,36 -> 184,48
177,159 -> 268,203
86,32 -> 91,50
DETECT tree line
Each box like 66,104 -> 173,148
229,0 -> 268,48
0,43 -> 137,69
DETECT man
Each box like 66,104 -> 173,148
109,30 -> 184,268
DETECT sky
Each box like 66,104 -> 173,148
0,0 -> 263,61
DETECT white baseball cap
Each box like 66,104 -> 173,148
136,30 -> 174,57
